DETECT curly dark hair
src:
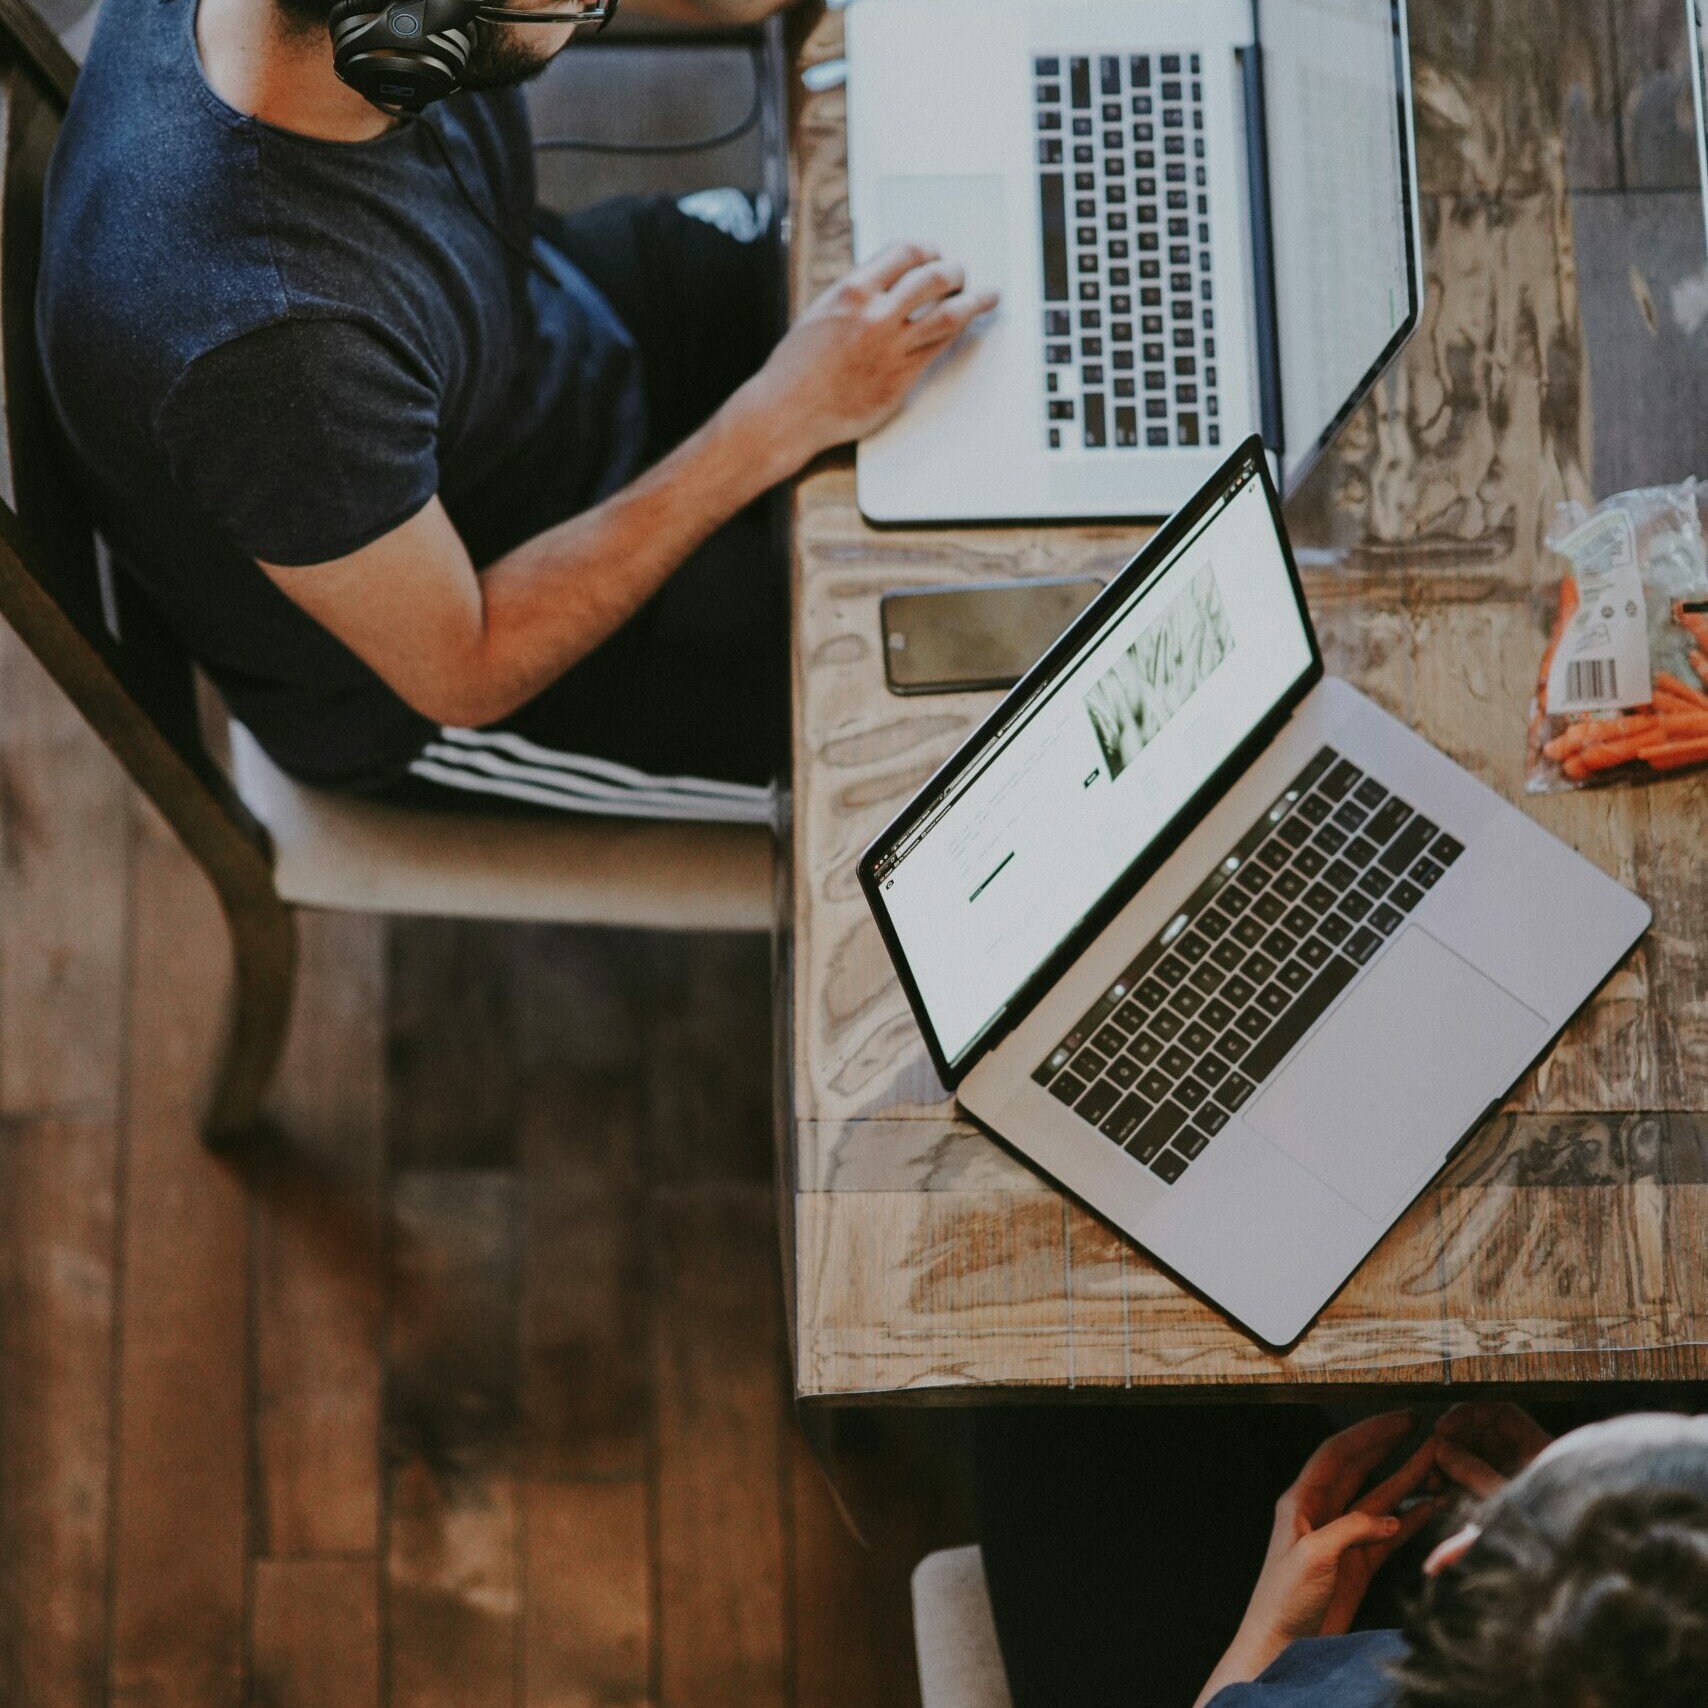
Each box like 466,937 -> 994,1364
1394,1424 -> 1708,1708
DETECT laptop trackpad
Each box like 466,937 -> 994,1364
1245,929 -> 1546,1224
873,175 -> 1010,300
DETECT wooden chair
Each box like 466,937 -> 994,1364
912,1548 -> 1015,1708
0,0 -> 777,1146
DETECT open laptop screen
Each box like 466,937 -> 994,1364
865,450 -> 1317,1078
1261,0 -> 1419,478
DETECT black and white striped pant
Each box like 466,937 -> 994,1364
387,189 -> 786,824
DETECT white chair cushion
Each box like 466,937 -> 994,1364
229,721 -> 775,931
913,1547 -> 1015,1708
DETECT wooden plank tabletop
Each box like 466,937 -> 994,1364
783,0 -> 1708,1402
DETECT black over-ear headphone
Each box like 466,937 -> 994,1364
328,0 -> 620,113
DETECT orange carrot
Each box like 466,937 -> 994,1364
1565,735 -> 1661,777
1639,736 -> 1708,771
1678,610 -> 1708,650
1537,577 -> 1580,692
1544,714 -> 1660,762
1692,650 -> 1708,688
1656,670 -> 1708,711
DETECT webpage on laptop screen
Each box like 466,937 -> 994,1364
873,470 -> 1315,1069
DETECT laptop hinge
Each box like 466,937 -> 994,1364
1236,42 -> 1285,458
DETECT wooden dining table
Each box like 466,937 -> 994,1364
777,0 -> 1708,1405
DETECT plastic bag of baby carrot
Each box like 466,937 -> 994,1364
1526,481 -> 1708,792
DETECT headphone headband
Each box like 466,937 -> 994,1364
329,0 -> 620,112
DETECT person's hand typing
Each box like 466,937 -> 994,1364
737,241 -> 998,463
1193,1412 -> 1444,1707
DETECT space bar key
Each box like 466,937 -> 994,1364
1241,955 -> 1359,1087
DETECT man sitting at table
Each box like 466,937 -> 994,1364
39,0 -> 996,817
973,1402 -> 1708,1706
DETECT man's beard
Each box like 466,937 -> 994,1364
456,22 -> 554,91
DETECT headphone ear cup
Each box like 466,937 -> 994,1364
329,0 -> 478,111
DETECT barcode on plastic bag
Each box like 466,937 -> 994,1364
1566,659 -> 1618,703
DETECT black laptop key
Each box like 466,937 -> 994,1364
1255,983 -> 1290,1018
1151,1009 -> 1183,1042
1133,976 -> 1169,1008
1175,929 -> 1211,963
1261,928 -> 1297,962
1036,56 -> 1061,76
1354,777 -> 1387,810
1345,926 -> 1383,966
1050,1070 -> 1089,1106
1297,794 -> 1331,826
1070,57 -> 1092,106
1129,1099 -> 1187,1163
1200,998 -> 1235,1033
1039,173 -> 1070,301
1151,1147 -> 1190,1184
1197,905 -> 1233,940
1130,55 -> 1151,87
1197,1053 -> 1229,1087
1318,913 -> 1352,946
1156,952 -> 1190,984
1106,1054 -> 1141,1090
1252,892 -> 1287,926
1242,951 -> 1278,986
1159,1044 -> 1193,1080
1346,836 -> 1381,869
1412,856 -> 1446,890
1036,1044 -> 1074,1085
1255,838 -> 1291,871
1370,903 -> 1403,936
1272,868 -> 1307,902
1379,814 -> 1437,875
1217,1029 -> 1251,1063
1175,1076 -> 1209,1111
1101,1094 -> 1152,1147
1112,999 -> 1147,1032
1313,824 -> 1348,855
1235,1007 -> 1269,1041
1138,1067 -> 1173,1103
1277,816 -> 1312,849
1366,798 -> 1411,845
1357,866 -> 1392,900
1297,935 -> 1331,969
1276,958 -> 1312,994
1324,858 -> 1359,891
1127,1033 -> 1162,1066
1283,906 -> 1317,939
1231,915 -> 1267,949
1078,1079 -> 1121,1125
1094,1024 -> 1130,1056
1180,1020 -> 1216,1056
1293,846 -> 1327,879
1072,1045 -> 1109,1080
1176,1125 -> 1210,1160
1170,985 -> 1205,1018
1332,799 -> 1368,834
1218,1070 -> 1257,1112
1197,1104 -> 1229,1136
1217,884 -> 1253,919
1083,393 -> 1107,448
1188,961 -> 1224,997
1338,890 -> 1373,924
1431,832 -> 1465,866
1319,759 -> 1363,801
1220,973 -> 1256,1009
1303,882 -> 1338,914
1239,954 -> 1358,1086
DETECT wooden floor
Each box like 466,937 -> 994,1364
0,623 -> 972,1708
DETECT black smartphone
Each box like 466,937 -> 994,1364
880,576 -> 1105,696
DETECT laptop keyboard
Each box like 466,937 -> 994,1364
1031,748 -> 1465,1186
1033,52 -> 1222,455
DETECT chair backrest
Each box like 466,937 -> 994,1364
0,0 -> 276,895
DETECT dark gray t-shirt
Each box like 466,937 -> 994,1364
37,0 -> 648,787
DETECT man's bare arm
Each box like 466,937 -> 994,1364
262,244 -> 997,729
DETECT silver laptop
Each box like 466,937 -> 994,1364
859,442 -> 1650,1347
845,0 -> 1425,525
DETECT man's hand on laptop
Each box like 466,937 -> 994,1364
740,241 -> 999,456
